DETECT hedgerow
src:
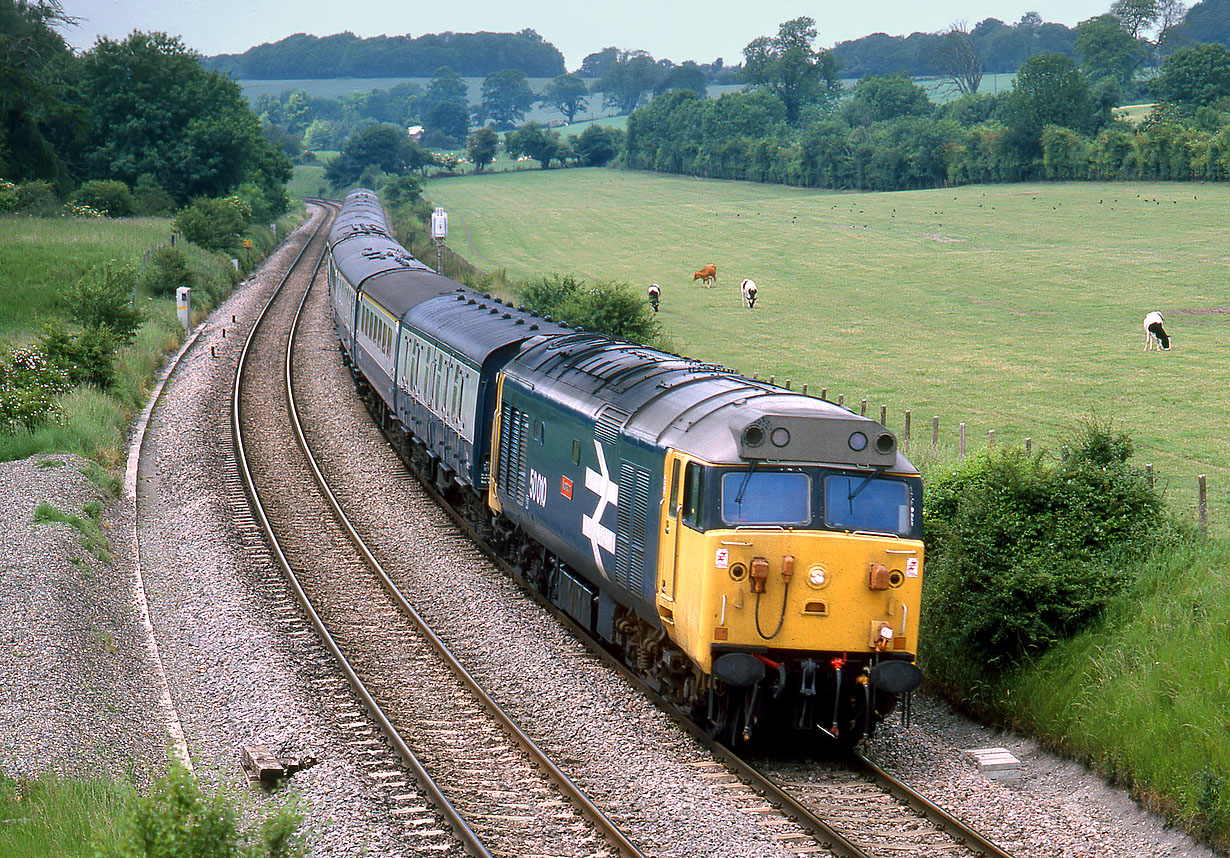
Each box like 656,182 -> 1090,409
920,420 -> 1165,696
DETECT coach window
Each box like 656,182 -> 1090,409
681,462 -> 703,530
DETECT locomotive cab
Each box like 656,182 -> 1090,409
656,425 -> 924,744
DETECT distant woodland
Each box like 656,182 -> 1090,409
202,30 -> 566,79
204,0 -> 1229,81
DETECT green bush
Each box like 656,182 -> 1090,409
40,322 -> 120,389
921,421 -> 1164,691
0,178 -> 18,212
141,247 -> 193,298
114,764 -> 306,858
515,274 -> 665,347
133,174 -> 177,216
173,196 -> 252,253
64,260 -> 144,343
0,343 -> 73,431
15,180 -> 60,215
71,180 -> 135,217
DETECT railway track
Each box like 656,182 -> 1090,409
223,199 -> 1021,858
231,202 -> 645,858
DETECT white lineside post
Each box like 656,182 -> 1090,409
431,206 -> 448,274
176,287 -> 191,332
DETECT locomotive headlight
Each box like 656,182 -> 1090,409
807,565 -> 827,588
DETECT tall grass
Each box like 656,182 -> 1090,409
0,770 -> 135,857
1008,534 -> 1230,848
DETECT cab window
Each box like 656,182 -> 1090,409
824,474 -> 912,535
720,469 -> 811,526
680,462 -> 703,529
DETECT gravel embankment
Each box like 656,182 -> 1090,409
0,208 -> 1219,858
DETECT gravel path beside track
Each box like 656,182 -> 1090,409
0,209 -> 1220,858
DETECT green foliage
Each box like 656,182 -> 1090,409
515,274 -> 664,346
1003,52 -> 1099,157
324,124 -> 434,189
1152,43 -> 1230,107
0,178 -> 19,212
203,30 -> 565,78
15,179 -> 60,215
466,127 -> 500,172
0,343 -> 72,430
542,73 -> 590,123
71,180 -> 135,217
594,51 -> 666,114
742,17 -> 842,125
74,32 -> 291,206
921,422 -> 1164,688
34,499 -> 111,563
112,764 -> 306,858
174,196 -> 252,253
141,247 -> 193,298
40,322 -> 120,389
133,175 -> 176,216
504,123 -> 565,169
572,125 -> 623,167
841,73 -> 935,126
1074,14 -> 1144,89
481,69 -> 535,127
64,260 -> 144,343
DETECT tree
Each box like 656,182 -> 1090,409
425,66 -> 468,112
73,32 -> 290,207
325,124 -> 414,188
425,101 -> 469,142
1151,43 -> 1230,106
1075,14 -> 1144,87
742,17 -> 842,125
655,63 -> 708,97
482,69 -> 535,127
505,123 -> 563,168
1003,52 -> 1098,158
571,124 -> 622,166
841,74 -> 934,126
593,51 -> 663,114
541,73 -> 589,123
173,196 -> 251,253
578,47 -> 620,78
466,127 -> 500,172
0,0 -> 80,184
932,22 -> 985,96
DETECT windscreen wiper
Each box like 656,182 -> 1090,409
735,460 -> 757,506
847,465 -> 888,503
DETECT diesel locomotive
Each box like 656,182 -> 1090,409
328,189 -> 925,745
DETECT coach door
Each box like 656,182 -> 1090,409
657,451 -> 685,617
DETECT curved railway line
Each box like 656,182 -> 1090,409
201,200 -> 1024,858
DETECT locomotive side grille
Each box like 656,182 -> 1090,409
594,407 -> 629,445
498,405 -> 530,507
615,462 -> 652,593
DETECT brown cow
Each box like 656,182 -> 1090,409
692,263 -> 717,286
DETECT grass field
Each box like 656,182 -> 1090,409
423,169 -> 1230,531
0,218 -> 176,343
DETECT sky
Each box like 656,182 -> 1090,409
57,0 -> 1116,69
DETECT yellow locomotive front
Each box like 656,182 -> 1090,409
654,411 -> 924,745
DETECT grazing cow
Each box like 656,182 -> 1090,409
741,278 -> 757,308
1143,311 -> 1170,350
692,263 -> 717,286
647,283 -> 660,312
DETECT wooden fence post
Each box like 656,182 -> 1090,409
1146,464 -> 1153,491
932,417 -> 939,453
838,394 -> 845,408
802,384 -> 808,396
959,422 -> 966,460
1199,474 -> 1208,535
903,410 -> 911,453
1025,437 -> 1032,453
820,387 -> 828,400
879,404 -> 887,425
988,429 -> 995,448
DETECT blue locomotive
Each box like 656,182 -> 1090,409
328,189 -> 924,745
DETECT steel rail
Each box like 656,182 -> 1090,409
282,220 -> 649,858
231,202 -> 494,858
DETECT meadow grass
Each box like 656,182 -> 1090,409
0,216 -> 175,343
423,169 -> 1230,532
1009,534 -> 1230,846
0,770 -> 134,857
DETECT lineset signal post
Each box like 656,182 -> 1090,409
431,207 -> 448,274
